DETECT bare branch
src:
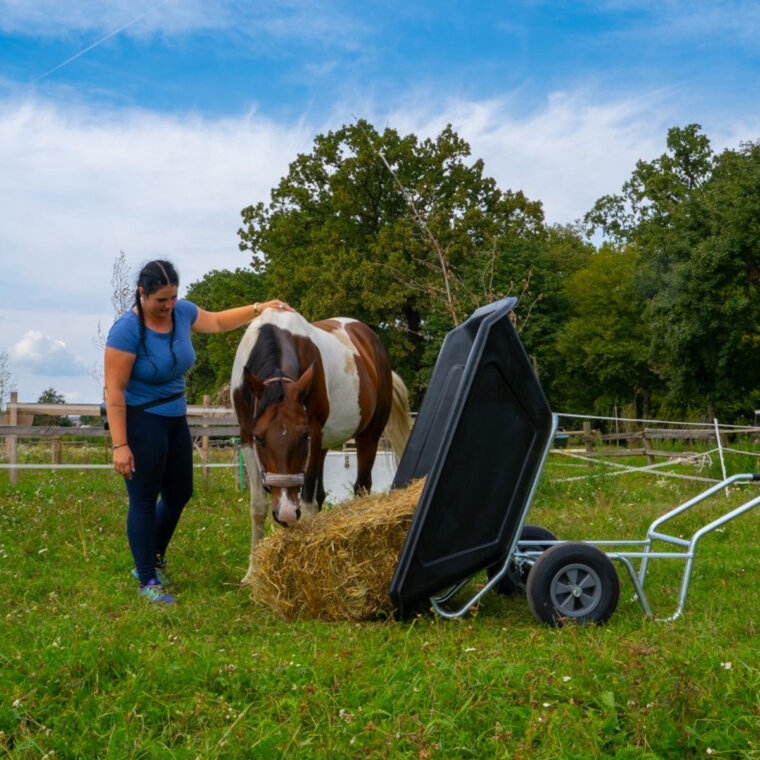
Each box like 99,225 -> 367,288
92,251 -> 133,396
355,122 -> 460,325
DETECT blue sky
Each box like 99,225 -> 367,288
1,0 -> 759,403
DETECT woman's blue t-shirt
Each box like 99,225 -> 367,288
106,299 -> 198,416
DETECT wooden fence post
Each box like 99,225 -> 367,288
642,428 -> 656,466
583,420 -> 593,463
7,392 -> 17,486
201,395 -> 210,486
51,436 -> 62,465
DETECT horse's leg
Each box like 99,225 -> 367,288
240,445 -> 268,585
353,430 -> 380,496
300,448 -> 327,517
315,448 -> 328,509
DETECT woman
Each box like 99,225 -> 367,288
105,259 -> 291,604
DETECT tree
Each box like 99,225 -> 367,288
515,223 -> 594,398
34,387 -> 72,427
93,251 -> 133,394
238,120 -> 555,403
585,124 -> 714,247
184,268 -> 270,403
645,139 -> 760,417
0,351 -> 13,413
552,245 -> 658,416
585,125 -> 760,419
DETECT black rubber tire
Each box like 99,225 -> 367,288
526,542 -> 620,626
487,525 -> 558,596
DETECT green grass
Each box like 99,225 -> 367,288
3,450 -> 760,758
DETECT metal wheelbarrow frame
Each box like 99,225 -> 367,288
434,471 -> 760,624
388,298 -> 760,625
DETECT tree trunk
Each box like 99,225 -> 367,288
641,389 -> 651,420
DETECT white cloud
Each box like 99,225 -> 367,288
0,97 -> 313,307
2,87 -> 759,402
0,0 -> 369,46
589,0 -> 760,45
4,0 -> 758,55
9,330 -> 89,377
0,0 -> 227,37
377,87 -> 760,223
0,96 -> 315,400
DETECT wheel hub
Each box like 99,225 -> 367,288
549,562 -> 602,617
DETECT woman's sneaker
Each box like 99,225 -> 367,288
131,564 -> 174,587
138,578 -> 176,604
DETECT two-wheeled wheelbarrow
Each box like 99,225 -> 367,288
388,298 -> 760,625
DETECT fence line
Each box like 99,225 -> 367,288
551,448 -> 720,485
557,411 -> 758,431
0,463 -> 235,470
1,393 -> 240,488
3,398 -> 759,488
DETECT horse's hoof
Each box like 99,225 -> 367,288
240,572 -> 255,586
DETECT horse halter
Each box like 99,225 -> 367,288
252,375 -> 311,490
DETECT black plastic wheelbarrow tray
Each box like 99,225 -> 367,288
389,298 -> 760,625
389,297 -> 556,620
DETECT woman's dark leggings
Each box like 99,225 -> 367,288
124,410 -> 193,585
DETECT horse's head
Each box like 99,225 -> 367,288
243,363 -> 315,527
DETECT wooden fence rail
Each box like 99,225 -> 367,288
0,393 -> 240,487
568,418 -> 758,468
4,395 -> 759,487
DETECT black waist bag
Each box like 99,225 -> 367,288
101,391 -> 185,430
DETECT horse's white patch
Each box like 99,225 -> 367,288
309,322 -> 361,448
327,319 -> 360,354
231,310 -> 361,450
230,310 -> 314,395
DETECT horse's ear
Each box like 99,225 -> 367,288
294,362 -> 316,403
243,366 -> 265,398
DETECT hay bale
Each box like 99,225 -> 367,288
248,479 -> 425,621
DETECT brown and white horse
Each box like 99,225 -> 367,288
231,307 -> 412,584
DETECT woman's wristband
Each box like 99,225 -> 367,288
112,443 -> 128,450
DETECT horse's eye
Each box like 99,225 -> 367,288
301,431 -> 310,444
253,434 -> 264,447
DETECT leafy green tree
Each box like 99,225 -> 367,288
238,120 -> 561,403
645,139 -> 760,417
586,125 -> 760,419
184,268 -> 269,403
586,124 -> 714,247
34,387 -> 72,426
517,224 -> 595,398
553,245 -> 658,416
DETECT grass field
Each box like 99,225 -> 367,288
3,447 -> 760,758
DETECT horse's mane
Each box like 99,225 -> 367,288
246,323 -> 289,421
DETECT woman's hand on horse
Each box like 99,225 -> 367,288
255,300 -> 293,315
194,302 -> 294,334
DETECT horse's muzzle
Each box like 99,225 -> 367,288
273,505 -> 301,528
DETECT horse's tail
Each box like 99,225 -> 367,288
384,371 -> 413,460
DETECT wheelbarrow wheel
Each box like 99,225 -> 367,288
526,542 -> 619,626
487,525 -> 558,596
